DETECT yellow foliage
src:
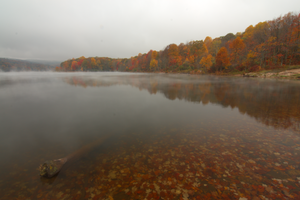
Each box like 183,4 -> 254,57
243,25 -> 254,39
91,57 -> 96,65
183,58 -> 190,65
200,54 -> 213,70
151,51 -> 158,59
150,59 -> 158,70
168,44 -> 179,58
189,55 -> 195,64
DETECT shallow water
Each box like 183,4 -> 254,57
0,72 -> 299,199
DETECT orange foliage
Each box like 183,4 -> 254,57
60,12 -> 300,73
71,61 -> 79,71
199,54 -> 213,70
150,59 -> 158,70
229,37 -> 245,64
216,47 -> 230,71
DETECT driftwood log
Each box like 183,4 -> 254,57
39,135 -> 109,178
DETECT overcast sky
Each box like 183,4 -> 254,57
0,0 -> 299,61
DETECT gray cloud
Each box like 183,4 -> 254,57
0,0 -> 299,61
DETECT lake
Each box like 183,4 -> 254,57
0,72 -> 300,199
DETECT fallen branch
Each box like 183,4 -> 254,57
39,135 -> 110,178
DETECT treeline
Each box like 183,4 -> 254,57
0,58 -> 55,72
59,12 -> 300,73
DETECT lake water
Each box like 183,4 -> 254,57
0,72 -> 300,199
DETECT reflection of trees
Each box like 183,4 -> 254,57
198,83 -> 211,105
64,76 -> 300,132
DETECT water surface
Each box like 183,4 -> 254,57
0,72 -> 300,199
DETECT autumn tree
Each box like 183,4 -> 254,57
253,22 -> 269,45
151,50 -> 158,60
189,40 -> 208,58
288,13 -> 300,64
246,50 -> 259,67
188,40 -> 208,69
81,60 -> 88,71
243,25 -> 254,40
204,36 -> 213,49
182,57 -> 191,69
179,43 -> 190,58
229,37 -> 246,64
221,33 -> 236,48
216,47 -> 230,71
199,54 -> 213,71
167,44 -> 179,68
210,38 -> 221,57
149,59 -> 158,71
168,44 -> 179,57
78,59 -> 84,67
90,57 -> 97,70
71,61 -> 79,71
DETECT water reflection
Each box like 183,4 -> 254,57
64,75 -> 300,132
1,72 -> 300,199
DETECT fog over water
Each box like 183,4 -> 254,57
0,72 -> 299,163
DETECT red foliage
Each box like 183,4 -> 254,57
78,59 -> 84,66
235,65 -> 245,71
248,65 -> 261,72
128,65 -> 135,71
71,61 -> 79,71
216,47 -> 230,70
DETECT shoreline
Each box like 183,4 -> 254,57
238,68 -> 300,80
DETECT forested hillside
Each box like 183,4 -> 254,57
0,58 -> 55,71
59,12 -> 300,73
